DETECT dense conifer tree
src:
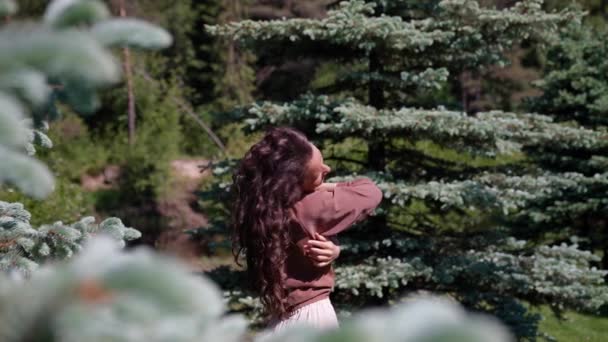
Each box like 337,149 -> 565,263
202,1 -> 608,338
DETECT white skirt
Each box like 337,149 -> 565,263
270,297 -> 339,333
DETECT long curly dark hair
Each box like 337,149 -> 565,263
230,126 -> 314,321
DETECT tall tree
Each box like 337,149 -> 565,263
526,21 -> 608,270
201,0 -> 608,338
116,0 -> 137,145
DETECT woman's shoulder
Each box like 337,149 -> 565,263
292,190 -> 334,216
289,190 -> 335,238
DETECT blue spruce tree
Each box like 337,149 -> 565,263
200,1 -> 608,338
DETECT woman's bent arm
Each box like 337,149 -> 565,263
292,177 -> 383,236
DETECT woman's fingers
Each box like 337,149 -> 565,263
303,233 -> 339,266
314,232 -> 328,241
307,252 -> 332,262
307,240 -> 332,249
313,261 -> 331,267
307,247 -> 333,256
311,258 -> 331,264
308,252 -> 331,261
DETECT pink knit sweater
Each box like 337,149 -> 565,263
283,178 -> 383,312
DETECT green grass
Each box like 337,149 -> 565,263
532,305 -> 608,341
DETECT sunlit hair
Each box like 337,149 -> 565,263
230,126 -> 313,321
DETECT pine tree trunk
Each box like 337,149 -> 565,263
368,48 -> 386,170
119,0 -> 136,145
460,71 -> 469,113
368,48 -> 388,234
219,0 -> 254,110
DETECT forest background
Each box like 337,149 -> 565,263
2,0 -> 608,341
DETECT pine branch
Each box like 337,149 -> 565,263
0,201 -> 140,277
208,0 -> 579,68
329,171 -> 608,218
334,241 -> 608,312
208,1 -> 451,52
241,94 -> 608,157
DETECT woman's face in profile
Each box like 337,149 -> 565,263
301,143 -> 331,193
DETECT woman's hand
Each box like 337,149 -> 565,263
303,233 -> 340,267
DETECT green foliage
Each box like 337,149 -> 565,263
130,0 -> 255,156
0,93 -> 54,199
0,201 -> 140,277
0,113 -> 111,225
207,0 -> 579,86
204,0 -> 608,339
0,236 -> 246,342
532,304 -> 608,341
523,17 -> 608,298
10,0 -> 45,17
0,0 -> 172,198
0,0 -> 170,275
0,234 -> 521,341
44,0 -> 109,28
197,0 -> 255,112
135,0 -> 200,83
40,112 -> 111,182
0,0 -> 176,282
527,23 -> 608,127
0,0 -> 16,16
103,74 -> 182,202
543,0 -> 608,29
0,178 -> 93,227
91,18 -> 173,50
241,94 -> 607,157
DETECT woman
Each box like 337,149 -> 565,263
231,126 -> 383,332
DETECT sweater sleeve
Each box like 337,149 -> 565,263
291,177 -> 383,237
